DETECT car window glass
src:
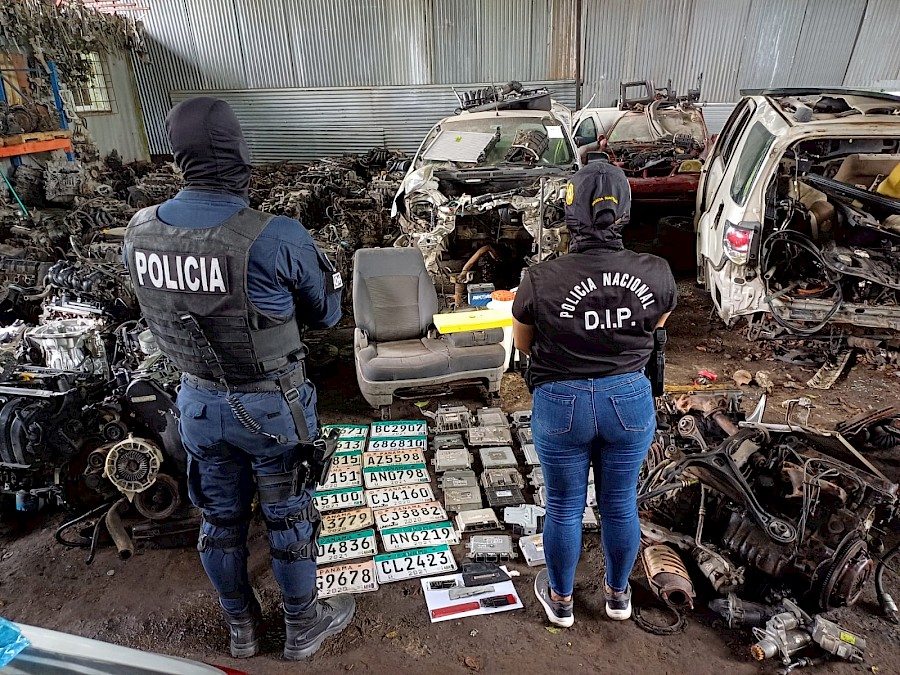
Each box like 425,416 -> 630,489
730,121 -> 775,205
720,101 -> 755,166
576,117 -> 597,140
608,114 -> 652,142
432,117 -> 574,167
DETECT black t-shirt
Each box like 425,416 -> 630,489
512,248 -> 676,388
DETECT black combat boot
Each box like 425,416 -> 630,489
283,593 -> 356,660
221,600 -> 260,659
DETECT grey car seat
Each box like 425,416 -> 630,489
353,248 -> 506,414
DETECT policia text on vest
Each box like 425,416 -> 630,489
132,249 -> 229,294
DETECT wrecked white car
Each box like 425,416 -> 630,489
392,84 -> 581,306
696,88 -> 900,335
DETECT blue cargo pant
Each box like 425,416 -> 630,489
532,372 -> 655,598
177,376 -> 320,615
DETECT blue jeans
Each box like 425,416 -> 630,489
532,372 -> 655,597
177,376 -> 320,614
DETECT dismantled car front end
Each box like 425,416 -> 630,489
698,90 -> 900,336
393,85 -> 580,304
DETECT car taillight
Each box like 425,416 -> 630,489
723,222 -> 755,265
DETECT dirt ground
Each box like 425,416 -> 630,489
1,282 -> 899,675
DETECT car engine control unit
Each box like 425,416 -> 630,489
443,486 -> 484,512
528,466 -> 545,488
582,507 -> 599,531
481,467 -> 525,489
503,504 -> 545,535
432,433 -> 467,451
516,426 -> 533,445
522,443 -> 540,466
477,407 -> 509,428
485,485 -> 525,508
468,534 -> 516,562
510,410 -> 532,427
479,446 -> 518,469
433,447 -> 473,473
519,533 -> 546,566
455,508 -> 502,533
439,470 -> 479,490
434,406 -> 473,433
467,426 -> 513,447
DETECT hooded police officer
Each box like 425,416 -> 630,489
123,98 -> 353,660
513,162 -> 676,627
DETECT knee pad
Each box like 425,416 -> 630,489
265,503 -> 322,563
197,514 -> 249,553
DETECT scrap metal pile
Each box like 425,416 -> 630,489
0,149 -> 409,558
638,390 -> 899,671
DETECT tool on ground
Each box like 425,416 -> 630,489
462,561 -> 511,587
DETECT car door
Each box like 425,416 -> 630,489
574,114 -> 599,162
695,99 -> 757,276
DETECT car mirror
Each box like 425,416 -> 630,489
574,135 -> 590,147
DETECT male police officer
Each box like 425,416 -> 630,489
123,97 -> 354,660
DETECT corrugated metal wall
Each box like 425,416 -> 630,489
171,81 -> 577,162
580,0 -> 900,106
133,0 -> 900,156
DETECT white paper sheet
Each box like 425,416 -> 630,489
420,566 -> 523,623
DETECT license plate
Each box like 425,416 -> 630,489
331,452 -> 362,470
367,437 -> 427,451
374,501 -> 448,530
381,521 -> 459,553
363,449 -> 426,469
370,420 -> 428,439
336,439 -> 366,453
317,528 -> 377,565
321,507 -> 374,536
316,560 -> 379,598
321,467 -> 362,491
363,464 -> 430,489
315,487 -> 365,513
366,484 -> 435,509
322,424 -> 369,439
375,545 -> 457,583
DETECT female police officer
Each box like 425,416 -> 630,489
512,162 -> 676,625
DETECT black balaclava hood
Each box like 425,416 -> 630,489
166,97 -> 251,201
564,161 -> 632,252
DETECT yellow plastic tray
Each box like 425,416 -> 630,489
432,309 -> 513,333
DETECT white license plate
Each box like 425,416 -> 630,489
316,560 -> 379,598
336,439 -> 366,453
366,484 -> 435,510
317,528 -> 377,565
363,449 -> 426,468
370,420 -> 428,439
367,437 -> 427,451
375,545 -> 457,583
315,487 -> 365,513
321,507 -> 374,536
331,453 -> 362,470
322,424 -> 369,439
322,467 -> 362,491
363,464 -> 430,489
380,521 -> 459,553
374,501 -> 448,530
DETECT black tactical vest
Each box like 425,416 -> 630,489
124,206 -> 305,382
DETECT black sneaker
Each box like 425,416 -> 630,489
221,600 -> 260,659
283,594 -> 356,660
605,583 -> 632,620
534,569 -> 574,628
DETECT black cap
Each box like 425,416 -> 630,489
564,162 -> 631,252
